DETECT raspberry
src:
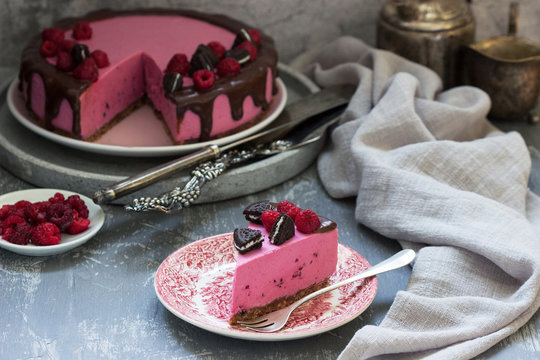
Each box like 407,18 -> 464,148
46,203 -> 73,232
165,54 -> 190,76
261,210 -> 280,232
24,203 -> 47,225
216,58 -> 241,77
15,200 -> 32,209
42,28 -> 65,43
66,195 -> 89,218
40,40 -> 57,57
3,222 -> 32,245
58,39 -> 77,53
72,21 -> 92,40
295,209 -> 321,233
73,58 -> 99,82
192,69 -> 215,90
236,41 -> 257,60
32,222 -> 61,246
207,41 -> 226,60
49,192 -> 65,204
277,200 -> 300,220
56,51 -> 75,72
3,215 -> 25,230
91,50 -> 110,68
0,204 -> 16,220
248,29 -> 261,45
67,217 -> 90,235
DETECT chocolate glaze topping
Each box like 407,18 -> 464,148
18,8 -> 279,141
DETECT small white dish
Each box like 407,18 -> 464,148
7,78 -> 287,157
0,188 -> 105,256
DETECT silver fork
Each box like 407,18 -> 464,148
238,249 -> 416,332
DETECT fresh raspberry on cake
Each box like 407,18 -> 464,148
58,39 -> 77,53
295,209 -> 321,233
73,58 -> 99,82
192,69 -> 215,90
91,50 -> 110,68
277,200 -> 300,220
236,41 -> 257,60
207,41 -> 226,60
56,51 -> 75,72
42,28 -> 65,43
165,54 -> 190,75
32,222 -> 61,246
40,40 -> 57,57
261,210 -> 280,232
216,58 -> 241,76
248,29 -> 261,45
72,21 -> 92,40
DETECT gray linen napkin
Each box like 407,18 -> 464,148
295,36 -> 540,359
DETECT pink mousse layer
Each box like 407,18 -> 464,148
27,15 -> 273,141
230,222 -> 338,316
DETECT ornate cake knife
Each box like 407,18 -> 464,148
93,84 -> 354,206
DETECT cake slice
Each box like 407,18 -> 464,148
229,200 -> 338,325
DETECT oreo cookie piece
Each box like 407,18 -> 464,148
224,49 -> 251,65
162,72 -> 183,94
243,200 -> 275,224
269,213 -> 295,245
234,228 -> 264,254
71,43 -> 90,66
189,44 -> 219,75
232,28 -> 253,48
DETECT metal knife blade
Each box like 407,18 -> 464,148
92,84 -> 354,204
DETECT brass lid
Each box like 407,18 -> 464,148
379,0 -> 474,32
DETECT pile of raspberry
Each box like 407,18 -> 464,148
262,200 -> 321,234
163,28 -> 261,92
40,22 -> 110,82
0,192 -> 90,246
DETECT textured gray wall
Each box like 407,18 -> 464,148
2,0 -> 539,67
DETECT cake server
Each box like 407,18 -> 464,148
93,84 -> 354,205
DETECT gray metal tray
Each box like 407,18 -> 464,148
0,63 -> 321,205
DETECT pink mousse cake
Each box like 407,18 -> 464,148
18,9 -> 278,144
229,200 -> 338,325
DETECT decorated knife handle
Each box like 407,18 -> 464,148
92,145 -> 220,204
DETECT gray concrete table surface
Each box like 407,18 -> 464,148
2,117 -> 540,359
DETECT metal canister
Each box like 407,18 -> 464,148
377,0 -> 475,88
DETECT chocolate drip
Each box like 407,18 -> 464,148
18,8 -> 279,142
316,216 -> 337,233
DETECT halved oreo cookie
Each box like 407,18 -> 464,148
232,28 -> 253,48
163,72 -> 183,94
189,44 -> 219,75
242,200 -> 276,224
224,48 -> 251,65
234,228 -> 264,254
269,213 -> 295,245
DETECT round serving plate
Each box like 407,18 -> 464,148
0,63 -> 322,205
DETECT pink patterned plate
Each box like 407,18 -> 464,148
154,233 -> 378,341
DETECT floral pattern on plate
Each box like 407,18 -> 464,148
154,233 -> 377,341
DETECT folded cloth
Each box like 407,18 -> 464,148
296,36 -> 540,359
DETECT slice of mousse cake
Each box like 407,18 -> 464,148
229,200 -> 338,325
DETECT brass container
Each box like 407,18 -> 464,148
460,3 -> 540,121
377,0 -> 475,88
